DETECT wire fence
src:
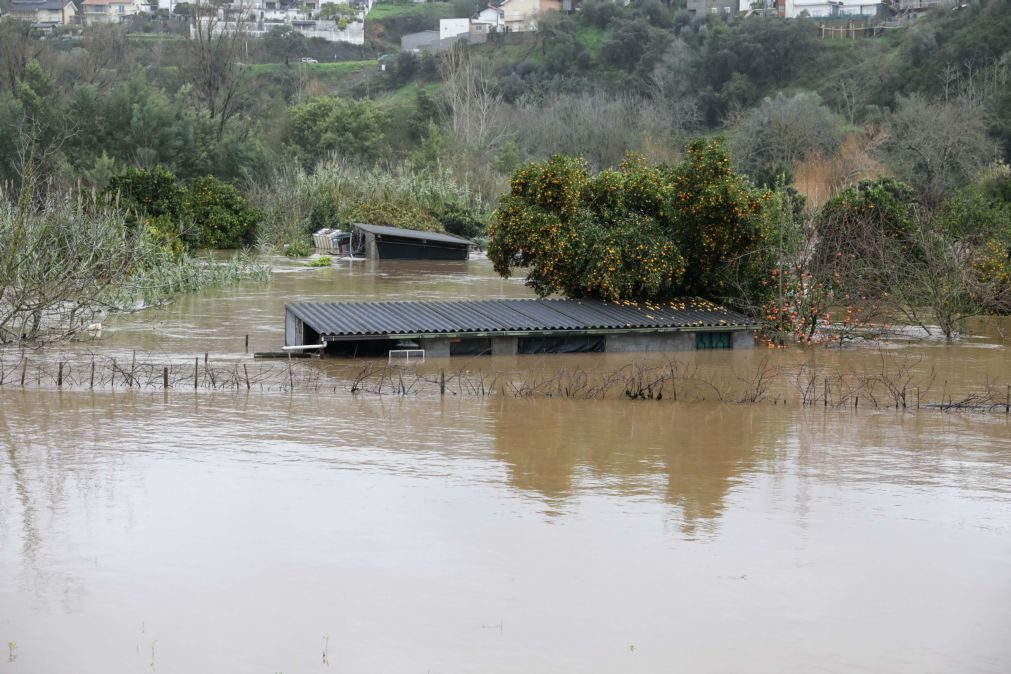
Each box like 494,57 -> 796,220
0,352 -> 1008,415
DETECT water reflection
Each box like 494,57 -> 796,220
490,398 -> 788,534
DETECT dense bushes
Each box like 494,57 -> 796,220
106,167 -> 261,250
488,139 -> 769,304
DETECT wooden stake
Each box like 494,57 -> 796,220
90,359 -> 95,389
245,335 -> 249,353
194,357 -> 199,390
243,364 -> 250,390
440,368 -> 445,396
163,367 -> 169,389
21,358 -> 27,386
57,362 -> 63,387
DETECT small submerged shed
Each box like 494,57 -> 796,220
284,298 -> 757,357
352,223 -> 473,260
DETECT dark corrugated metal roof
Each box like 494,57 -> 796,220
287,299 -> 756,339
353,223 -> 473,246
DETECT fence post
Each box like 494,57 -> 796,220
243,364 -> 250,390
163,367 -> 169,389
245,335 -> 249,353
194,357 -> 199,390
90,359 -> 95,389
440,368 -> 445,396
57,362 -> 64,387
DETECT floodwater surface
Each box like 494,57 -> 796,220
1,258 -> 1010,674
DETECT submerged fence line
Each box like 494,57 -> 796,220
0,352 -> 1008,414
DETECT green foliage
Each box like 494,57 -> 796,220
320,2 -> 356,19
307,255 -> 332,266
731,92 -> 845,181
488,140 -> 769,304
814,177 -> 917,265
284,239 -> 312,257
287,96 -> 387,165
187,176 -> 262,249
264,25 -> 307,65
439,204 -> 483,239
106,167 -> 260,251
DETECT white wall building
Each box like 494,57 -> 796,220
439,17 -> 469,40
780,0 -> 881,18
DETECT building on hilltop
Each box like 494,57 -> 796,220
7,0 -> 77,24
686,0 -> 738,15
82,0 -> 142,24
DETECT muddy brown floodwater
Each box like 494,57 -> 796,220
1,258 -> 1010,674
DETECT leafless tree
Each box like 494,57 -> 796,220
0,20 -> 44,92
0,170 -> 141,343
182,0 -> 253,140
439,43 -> 507,148
882,94 -> 996,207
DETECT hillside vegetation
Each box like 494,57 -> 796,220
0,0 -> 1008,340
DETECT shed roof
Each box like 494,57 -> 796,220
353,223 -> 473,247
287,298 -> 756,340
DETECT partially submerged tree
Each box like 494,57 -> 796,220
811,176 -> 1011,340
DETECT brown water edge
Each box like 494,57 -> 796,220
1,389 -> 1010,674
2,257 -> 1011,673
2,347 -> 1010,414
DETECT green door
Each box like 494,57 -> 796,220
696,331 -> 732,350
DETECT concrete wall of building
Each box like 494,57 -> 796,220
285,312 -> 302,347
732,330 -> 756,350
440,17 -> 469,39
419,337 -> 451,357
604,332 -> 695,353
491,336 -> 518,355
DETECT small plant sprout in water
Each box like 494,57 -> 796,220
322,635 -> 330,665
7,642 -> 16,662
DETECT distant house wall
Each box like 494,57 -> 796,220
781,0 -> 880,17
439,17 -> 469,39
10,0 -> 77,24
498,0 -> 560,31
687,0 -> 737,14
401,28 -> 486,53
401,29 -> 440,51
83,0 -> 141,25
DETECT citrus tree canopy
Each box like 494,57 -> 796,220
488,139 -> 769,304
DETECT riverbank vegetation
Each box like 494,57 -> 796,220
0,173 -> 268,344
0,0 -> 1009,342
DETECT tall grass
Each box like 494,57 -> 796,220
249,158 -> 483,250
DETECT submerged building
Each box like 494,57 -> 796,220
284,298 -> 757,357
351,224 -> 474,261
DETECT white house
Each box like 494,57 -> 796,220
439,17 -> 469,40
7,0 -> 77,24
82,0 -> 143,23
779,0 -> 880,17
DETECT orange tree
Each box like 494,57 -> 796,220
488,139 -> 770,304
